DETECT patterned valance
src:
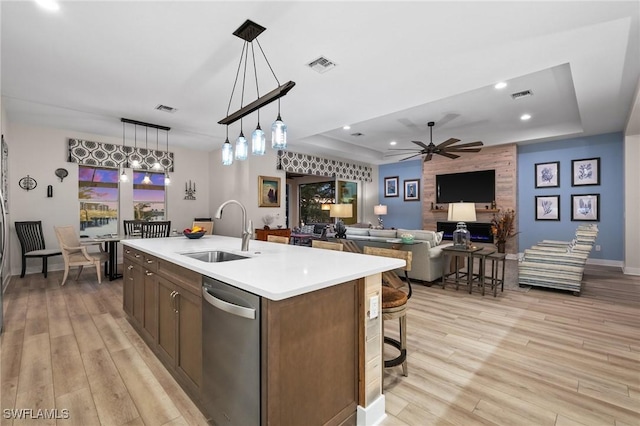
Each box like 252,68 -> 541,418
67,139 -> 174,171
277,150 -> 372,182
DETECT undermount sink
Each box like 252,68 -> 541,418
181,250 -> 249,263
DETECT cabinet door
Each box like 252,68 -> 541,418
123,259 -> 134,316
142,267 -> 158,341
132,262 -> 145,325
175,288 -> 202,390
157,276 -> 177,365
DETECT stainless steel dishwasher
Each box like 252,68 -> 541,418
202,277 -> 261,425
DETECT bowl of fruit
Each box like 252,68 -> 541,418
183,225 -> 206,239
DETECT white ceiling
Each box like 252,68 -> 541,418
2,1 -> 639,165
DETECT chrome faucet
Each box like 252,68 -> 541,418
214,199 -> 253,251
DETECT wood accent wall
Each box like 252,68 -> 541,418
422,144 -> 518,253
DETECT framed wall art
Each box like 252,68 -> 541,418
571,194 -> 599,221
258,175 -> 281,207
384,176 -> 399,197
404,179 -> 420,201
535,161 -> 559,188
572,157 -> 600,186
535,195 -> 560,221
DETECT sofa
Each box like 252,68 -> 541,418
343,227 -> 451,283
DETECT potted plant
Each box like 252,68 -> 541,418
490,209 -> 518,253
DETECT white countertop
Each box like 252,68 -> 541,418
122,235 -> 405,301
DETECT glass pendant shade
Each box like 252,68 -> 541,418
271,113 -> 287,149
164,172 -> 171,185
235,131 -> 248,160
222,139 -> 233,166
142,173 -> 152,185
152,161 -> 162,170
251,124 -> 266,155
130,158 -> 140,168
120,170 -> 129,182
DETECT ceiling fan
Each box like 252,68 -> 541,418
385,121 -> 483,162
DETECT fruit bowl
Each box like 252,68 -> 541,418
184,231 -> 205,239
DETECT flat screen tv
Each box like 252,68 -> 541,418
436,170 -> 495,204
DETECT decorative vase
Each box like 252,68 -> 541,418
497,241 -> 506,253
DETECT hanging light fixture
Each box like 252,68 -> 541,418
130,124 -> 141,168
152,128 -> 162,170
218,19 -> 295,165
120,121 -> 129,182
164,129 -> 171,185
141,127 -> 152,184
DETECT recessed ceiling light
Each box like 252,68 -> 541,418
35,0 -> 60,11
521,114 -> 532,121
342,125 -> 351,130
390,141 -> 397,146
494,82 -> 507,89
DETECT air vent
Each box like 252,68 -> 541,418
307,56 -> 337,74
350,132 -> 364,137
511,90 -> 533,100
155,104 -> 177,113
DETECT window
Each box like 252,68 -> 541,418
337,180 -> 358,224
299,181 -> 335,225
78,166 -> 119,237
133,171 -> 166,221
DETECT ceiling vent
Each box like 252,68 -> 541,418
307,56 -> 337,74
511,90 -> 533,100
350,132 -> 364,137
155,104 -> 177,113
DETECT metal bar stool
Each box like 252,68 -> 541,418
487,252 -> 507,297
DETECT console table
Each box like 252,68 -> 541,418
441,245 -> 483,293
255,228 -> 291,241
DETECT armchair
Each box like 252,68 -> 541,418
54,225 -> 109,286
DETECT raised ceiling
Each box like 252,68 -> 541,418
2,1 -> 639,164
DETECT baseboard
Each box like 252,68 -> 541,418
623,266 -> 640,276
586,258 -> 624,269
357,395 -> 386,426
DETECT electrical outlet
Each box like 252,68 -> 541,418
595,245 -> 601,251
369,295 -> 379,319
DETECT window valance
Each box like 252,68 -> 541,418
67,138 -> 174,172
277,150 -> 372,182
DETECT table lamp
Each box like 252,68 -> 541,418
330,203 -> 353,238
373,204 -> 387,228
448,202 -> 476,248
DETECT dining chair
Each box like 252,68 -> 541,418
266,235 -> 289,244
15,221 -> 62,278
192,221 -> 214,235
311,240 -> 343,251
141,221 -> 171,238
123,220 -> 145,236
54,225 -> 109,286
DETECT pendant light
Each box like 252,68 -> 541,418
271,99 -> 287,149
222,126 -> 233,166
217,19 -> 295,165
141,127 -> 152,184
130,124 -> 140,168
152,128 -> 162,170
164,129 -> 171,185
120,121 -> 129,182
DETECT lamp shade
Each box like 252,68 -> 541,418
330,203 -> 353,218
374,204 -> 387,215
321,203 -> 332,211
448,202 -> 476,222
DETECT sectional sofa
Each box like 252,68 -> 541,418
344,227 -> 451,283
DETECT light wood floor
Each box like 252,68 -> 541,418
1,265 -> 638,425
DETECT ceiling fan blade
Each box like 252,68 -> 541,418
386,148 -> 425,151
448,141 -> 484,149
399,153 -> 424,161
445,148 -> 483,153
435,138 -> 460,149
411,141 -> 430,150
384,151 -> 423,157
424,153 -> 433,162
438,151 -> 460,160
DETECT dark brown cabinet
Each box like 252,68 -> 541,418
254,228 -> 291,241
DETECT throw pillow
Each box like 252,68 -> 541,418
369,229 -> 397,238
300,225 -> 314,234
434,231 -> 444,245
345,227 -> 369,236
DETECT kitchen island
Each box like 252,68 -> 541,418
122,235 -> 404,426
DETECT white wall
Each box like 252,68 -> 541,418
7,122 -> 210,276
624,79 -> 640,275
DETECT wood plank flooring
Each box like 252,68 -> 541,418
1,264 -> 638,425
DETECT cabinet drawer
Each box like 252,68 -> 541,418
157,259 -> 201,296
124,247 -> 145,264
142,254 -> 158,273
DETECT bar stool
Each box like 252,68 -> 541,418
363,246 -> 412,377
487,252 -> 506,297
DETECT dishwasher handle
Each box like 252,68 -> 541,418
202,287 -> 256,320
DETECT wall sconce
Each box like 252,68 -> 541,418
185,180 -> 196,200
